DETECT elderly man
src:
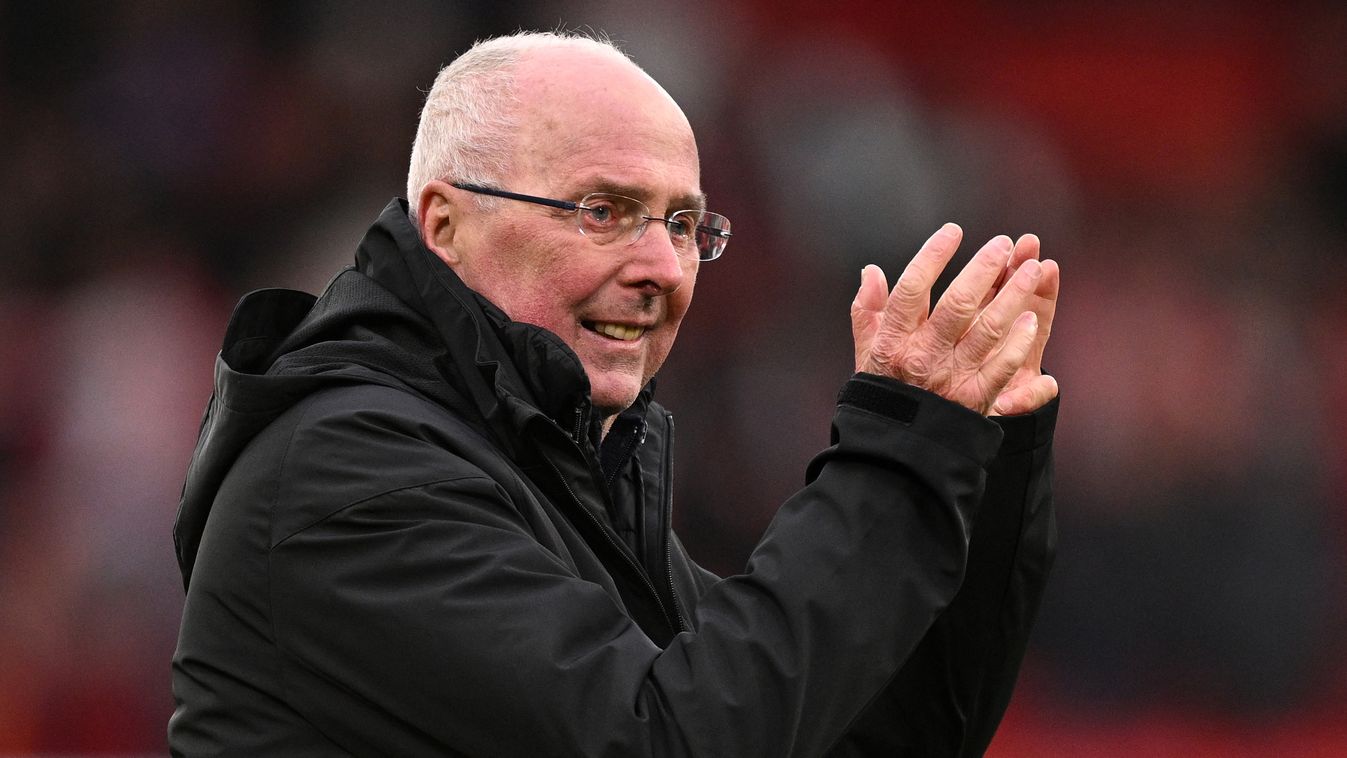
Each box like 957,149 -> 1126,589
171,31 -> 1059,757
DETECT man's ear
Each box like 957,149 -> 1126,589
418,180 -> 463,266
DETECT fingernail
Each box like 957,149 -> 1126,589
995,235 -> 1013,251
1022,259 -> 1042,278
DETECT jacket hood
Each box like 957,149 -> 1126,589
174,199 -> 634,588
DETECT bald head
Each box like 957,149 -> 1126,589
502,44 -> 697,194
406,32 -> 689,213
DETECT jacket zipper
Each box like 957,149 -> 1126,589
571,404 -> 586,444
541,433 -> 678,635
661,413 -> 689,632
604,420 -> 645,491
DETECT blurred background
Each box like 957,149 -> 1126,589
2,1 -> 1344,755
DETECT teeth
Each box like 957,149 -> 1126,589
592,322 -> 645,341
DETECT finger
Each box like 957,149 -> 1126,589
926,234 -> 1014,349
1031,257 -> 1060,328
957,258 -> 1043,365
979,233 -> 1041,310
881,223 -> 963,337
851,264 -> 889,370
1022,258 -> 1060,373
853,264 -> 889,313
978,310 -> 1038,404
992,373 -> 1059,416
1009,233 -> 1041,270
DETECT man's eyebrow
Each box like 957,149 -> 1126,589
682,192 -> 709,212
579,179 -> 707,212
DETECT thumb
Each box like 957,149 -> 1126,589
991,373 -> 1059,416
851,265 -> 887,371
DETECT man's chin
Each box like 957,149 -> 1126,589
589,379 -> 642,420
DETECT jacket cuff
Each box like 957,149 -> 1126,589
991,392 -> 1059,455
839,373 -> 1003,466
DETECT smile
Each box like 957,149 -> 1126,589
584,321 -> 646,341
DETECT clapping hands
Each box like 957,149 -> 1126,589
851,224 -> 1060,416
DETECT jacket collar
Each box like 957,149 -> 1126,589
354,199 -> 655,452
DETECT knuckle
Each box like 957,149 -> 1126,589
943,289 -> 979,315
978,318 -> 1006,348
894,278 -> 925,301
868,344 -> 900,369
903,353 -> 933,383
849,307 -> 870,328
979,251 -> 1007,274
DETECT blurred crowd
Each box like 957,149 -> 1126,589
1,2 -> 1344,755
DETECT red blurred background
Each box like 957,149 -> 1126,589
2,2 -> 1344,755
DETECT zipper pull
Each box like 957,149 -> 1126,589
571,403 -> 586,445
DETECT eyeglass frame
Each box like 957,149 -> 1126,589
449,182 -> 731,261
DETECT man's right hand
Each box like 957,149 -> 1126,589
850,223 -> 1044,416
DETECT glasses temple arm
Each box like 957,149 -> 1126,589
450,183 -> 579,211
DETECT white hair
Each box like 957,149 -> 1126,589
405,31 -> 634,218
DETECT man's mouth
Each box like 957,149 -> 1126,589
583,321 -> 646,341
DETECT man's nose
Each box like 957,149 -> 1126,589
623,221 -> 689,295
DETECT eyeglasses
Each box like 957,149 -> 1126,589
451,182 -> 731,262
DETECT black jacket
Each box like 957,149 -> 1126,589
170,199 -> 1057,757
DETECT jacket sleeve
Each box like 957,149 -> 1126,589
267,375 -> 1007,757
826,394 -> 1059,757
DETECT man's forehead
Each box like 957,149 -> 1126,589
507,46 -> 702,205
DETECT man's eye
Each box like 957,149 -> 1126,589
585,205 -> 615,224
668,216 -> 693,238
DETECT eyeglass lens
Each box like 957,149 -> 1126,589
577,194 -> 730,261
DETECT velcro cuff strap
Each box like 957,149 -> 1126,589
837,373 -> 919,424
